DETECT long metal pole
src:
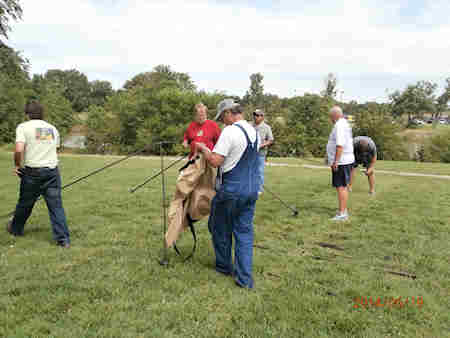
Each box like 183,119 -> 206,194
159,143 -> 169,266
2,146 -> 150,220
129,153 -> 189,193
263,185 -> 299,216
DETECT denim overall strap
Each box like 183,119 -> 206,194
221,123 -> 259,197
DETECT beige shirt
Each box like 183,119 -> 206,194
16,119 -> 60,168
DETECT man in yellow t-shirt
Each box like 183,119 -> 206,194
7,101 -> 70,248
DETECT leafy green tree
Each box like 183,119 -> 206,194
89,80 -> 114,107
43,69 -> 91,112
389,81 -> 438,123
0,41 -> 29,81
285,94 -> 332,156
321,73 -> 338,99
243,73 -> 264,107
436,77 -> 449,119
85,105 -> 121,153
0,43 -> 31,144
0,75 -> 26,143
124,64 -> 196,91
0,0 -> 22,40
39,84 -> 75,138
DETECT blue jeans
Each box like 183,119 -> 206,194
208,191 -> 257,288
257,154 -> 266,192
11,167 -> 70,245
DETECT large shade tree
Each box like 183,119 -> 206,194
389,81 -> 438,123
124,64 -> 196,91
0,0 -> 22,40
243,73 -> 264,107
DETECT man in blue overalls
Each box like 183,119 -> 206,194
195,99 -> 259,289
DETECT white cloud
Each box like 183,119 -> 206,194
8,0 -> 450,101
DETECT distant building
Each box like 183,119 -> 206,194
63,135 -> 86,149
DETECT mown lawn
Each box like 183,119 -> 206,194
1,151 -> 449,337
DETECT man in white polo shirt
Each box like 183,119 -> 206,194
195,99 -> 259,289
7,101 -> 71,247
326,106 -> 355,221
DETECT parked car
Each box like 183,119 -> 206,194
439,119 -> 448,125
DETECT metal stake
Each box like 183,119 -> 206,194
159,142 -> 169,266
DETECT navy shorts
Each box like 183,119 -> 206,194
332,164 -> 353,188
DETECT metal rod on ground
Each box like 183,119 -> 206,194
263,185 -> 299,216
129,153 -> 189,193
159,142 -> 169,266
2,146 -> 150,220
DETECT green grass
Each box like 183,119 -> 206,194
1,151 -> 449,337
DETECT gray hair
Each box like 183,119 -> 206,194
330,106 -> 343,116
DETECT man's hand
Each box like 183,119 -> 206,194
14,166 -> 23,177
366,167 -> 374,176
195,142 -> 210,155
195,142 -> 224,168
182,140 -> 189,148
331,161 -> 338,172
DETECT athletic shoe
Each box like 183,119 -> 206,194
369,191 -> 375,195
331,212 -> 349,221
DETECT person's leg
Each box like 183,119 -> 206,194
367,171 -> 375,194
337,187 -> 348,214
331,165 -> 350,220
233,197 -> 256,289
41,168 -> 70,245
257,154 -> 265,193
348,167 -> 356,192
11,174 -> 41,236
208,195 -> 234,275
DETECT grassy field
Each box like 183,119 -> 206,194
1,151 -> 449,337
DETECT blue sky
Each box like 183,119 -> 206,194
7,0 -> 450,102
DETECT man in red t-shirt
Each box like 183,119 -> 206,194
183,103 -> 221,158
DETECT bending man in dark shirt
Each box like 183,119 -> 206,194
349,136 -> 377,195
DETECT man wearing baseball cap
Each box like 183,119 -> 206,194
251,109 -> 274,194
195,99 -> 259,289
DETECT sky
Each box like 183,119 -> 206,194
7,0 -> 450,102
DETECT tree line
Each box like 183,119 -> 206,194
1,1 -> 449,162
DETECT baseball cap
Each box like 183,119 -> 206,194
253,109 -> 264,116
215,99 -> 237,121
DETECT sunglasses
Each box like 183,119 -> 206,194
253,113 -> 263,117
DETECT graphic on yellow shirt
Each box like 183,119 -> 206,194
36,128 -> 55,141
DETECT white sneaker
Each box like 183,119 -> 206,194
331,212 -> 349,221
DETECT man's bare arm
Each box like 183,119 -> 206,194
261,139 -> 274,148
196,143 -> 224,168
13,142 -> 25,176
332,146 -> 343,168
